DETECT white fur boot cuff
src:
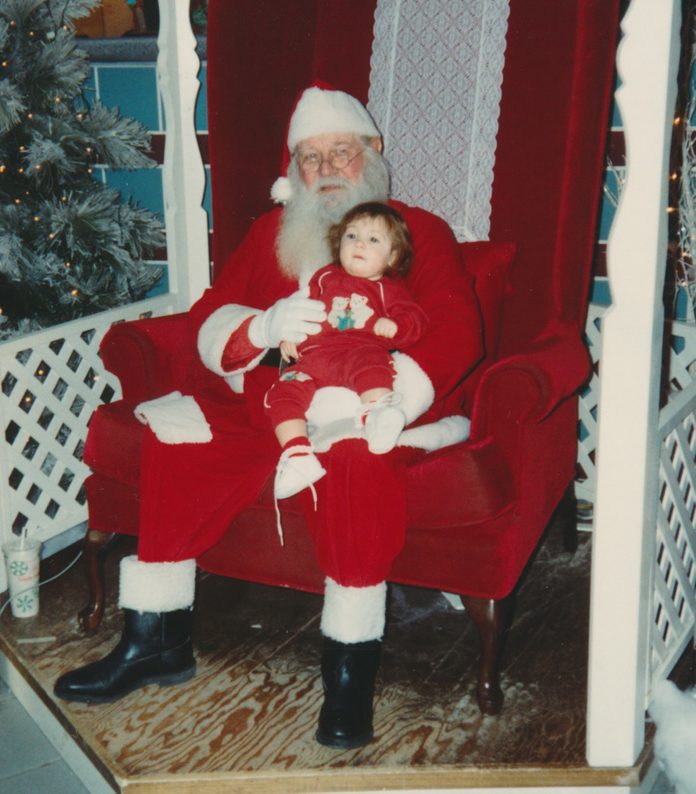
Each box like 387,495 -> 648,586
320,577 -> 387,644
118,556 -> 196,612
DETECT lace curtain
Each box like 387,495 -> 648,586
368,0 -> 509,241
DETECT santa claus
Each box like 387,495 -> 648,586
55,85 -> 483,749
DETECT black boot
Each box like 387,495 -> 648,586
316,637 -> 381,748
54,608 -> 195,703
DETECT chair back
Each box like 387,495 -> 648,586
206,0 -> 619,360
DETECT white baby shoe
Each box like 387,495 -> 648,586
274,445 -> 326,499
363,393 -> 406,454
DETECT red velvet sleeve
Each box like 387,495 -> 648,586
383,283 -> 429,349
220,316 -> 260,371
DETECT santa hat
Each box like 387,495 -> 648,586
270,82 -> 381,204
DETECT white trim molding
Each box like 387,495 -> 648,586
586,0 -> 681,767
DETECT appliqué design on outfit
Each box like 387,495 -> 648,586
327,294 -> 375,330
280,370 -> 313,382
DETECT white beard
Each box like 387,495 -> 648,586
276,148 -> 390,284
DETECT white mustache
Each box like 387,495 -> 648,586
311,175 -> 351,194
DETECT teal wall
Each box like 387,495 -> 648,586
87,59 -> 211,296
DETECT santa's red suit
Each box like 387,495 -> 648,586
134,200 -> 481,590
54,85 -> 483,744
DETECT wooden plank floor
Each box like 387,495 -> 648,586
0,526 -> 653,792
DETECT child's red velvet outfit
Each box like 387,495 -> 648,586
264,264 -> 428,426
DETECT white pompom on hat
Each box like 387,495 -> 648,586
270,83 -> 381,204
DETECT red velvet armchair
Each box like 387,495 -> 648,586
79,0 -> 619,715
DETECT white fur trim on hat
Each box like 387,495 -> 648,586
118,556 -> 196,612
320,577 -> 387,643
287,87 -> 380,151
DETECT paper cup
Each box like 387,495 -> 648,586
2,538 -> 41,618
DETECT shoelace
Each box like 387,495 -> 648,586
355,391 -> 403,429
273,445 -> 319,545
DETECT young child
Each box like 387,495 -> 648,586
265,201 -> 428,500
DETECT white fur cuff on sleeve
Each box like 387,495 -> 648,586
198,304 -> 264,376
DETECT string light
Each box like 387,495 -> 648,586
1,61 -> 8,68
14,198 -> 21,204
64,261 -> 71,268
70,289 -> 79,297
33,215 -> 40,222
0,165 -> 6,173
34,164 -> 42,171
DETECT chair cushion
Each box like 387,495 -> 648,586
84,401 -> 145,487
252,437 -> 515,528
88,400 -> 516,529
405,438 -> 515,528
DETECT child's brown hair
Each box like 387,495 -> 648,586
328,201 -> 413,278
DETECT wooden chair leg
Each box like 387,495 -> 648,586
460,594 -> 513,716
78,529 -> 115,632
552,481 -> 578,554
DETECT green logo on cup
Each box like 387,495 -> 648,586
9,560 -> 29,577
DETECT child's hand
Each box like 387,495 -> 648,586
280,340 -> 298,362
373,318 -> 398,339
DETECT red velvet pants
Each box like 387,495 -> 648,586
136,382 -> 415,587
264,343 -> 396,427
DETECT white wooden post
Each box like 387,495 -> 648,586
156,0 -> 210,308
586,0 -> 681,767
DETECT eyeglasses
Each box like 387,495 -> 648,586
295,146 -> 363,174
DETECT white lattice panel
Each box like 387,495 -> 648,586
581,304 -> 696,689
578,309 -> 696,500
0,296 -> 176,563
576,303 -> 605,502
652,380 -> 696,682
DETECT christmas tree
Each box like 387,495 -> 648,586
0,0 -> 164,340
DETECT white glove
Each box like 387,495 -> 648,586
248,291 -> 326,348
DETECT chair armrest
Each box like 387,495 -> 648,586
99,313 -> 193,404
469,331 -> 590,441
